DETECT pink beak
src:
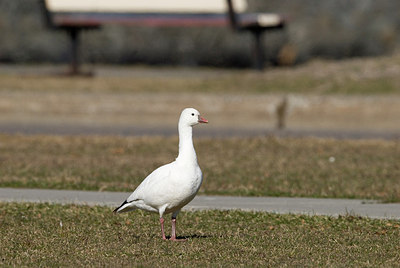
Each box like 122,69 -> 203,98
198,116 -> 208,124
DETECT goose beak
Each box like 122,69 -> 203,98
198,116 -> 208,124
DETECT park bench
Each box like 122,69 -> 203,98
42,0 -> 285,74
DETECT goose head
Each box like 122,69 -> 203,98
179,108 -> 208,127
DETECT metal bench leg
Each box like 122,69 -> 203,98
252,30 -> 265,71
68,28 -> 81,75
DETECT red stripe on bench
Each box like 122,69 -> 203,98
52,13 -> 230,27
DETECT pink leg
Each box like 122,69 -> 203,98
170,218 -> 186,242
160,218 -> 167,240
171,218 -> 177,240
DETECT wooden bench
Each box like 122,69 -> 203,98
42,0 -> 285,74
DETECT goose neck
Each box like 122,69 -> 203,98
176,124 -> 197,163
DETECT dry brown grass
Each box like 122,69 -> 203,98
1,55 -> 400,132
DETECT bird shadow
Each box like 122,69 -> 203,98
166,234 -> 212,240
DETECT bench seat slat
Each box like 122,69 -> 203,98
46,0 -> 247,14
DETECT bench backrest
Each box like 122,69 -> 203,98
45,0 -> 247,14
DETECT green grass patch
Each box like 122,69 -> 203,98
1,72 -> 395,95
327,77 -> 399,94
1,54 -> 400,95
0,202 -> 399,267
0,135 -> 399,202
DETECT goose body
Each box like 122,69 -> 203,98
114,108 -> 208,241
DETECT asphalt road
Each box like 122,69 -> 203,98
1,188 -> 400,220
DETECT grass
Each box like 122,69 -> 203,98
0,71 -> 332,94
1,54 -> 400,95
1,134 -> 399,202
1,202 -> 399,267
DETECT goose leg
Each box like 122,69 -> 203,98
171,217 -> 177,240
170,217 -> 186,241
160,217 -> 167,240
159,205 -> 168,240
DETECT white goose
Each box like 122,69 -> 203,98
114,108 -> 208,241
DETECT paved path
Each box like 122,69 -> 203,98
1,122 -> 399,139
1,188 -> 400,220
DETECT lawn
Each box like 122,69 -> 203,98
0,53 -> 400,95
1,203 -> 399,267
0,134 -> 399,202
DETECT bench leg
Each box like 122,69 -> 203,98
252,30 -> 265,71
68,28 -> 81,75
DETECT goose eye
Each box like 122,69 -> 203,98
191,113 -> 195,116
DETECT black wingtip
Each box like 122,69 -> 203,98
113,200 -> 128,213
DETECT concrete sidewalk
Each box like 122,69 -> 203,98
1,188 -> 400,220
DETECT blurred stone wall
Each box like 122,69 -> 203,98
251,0 -> 400,63
0,0 -> 399,67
